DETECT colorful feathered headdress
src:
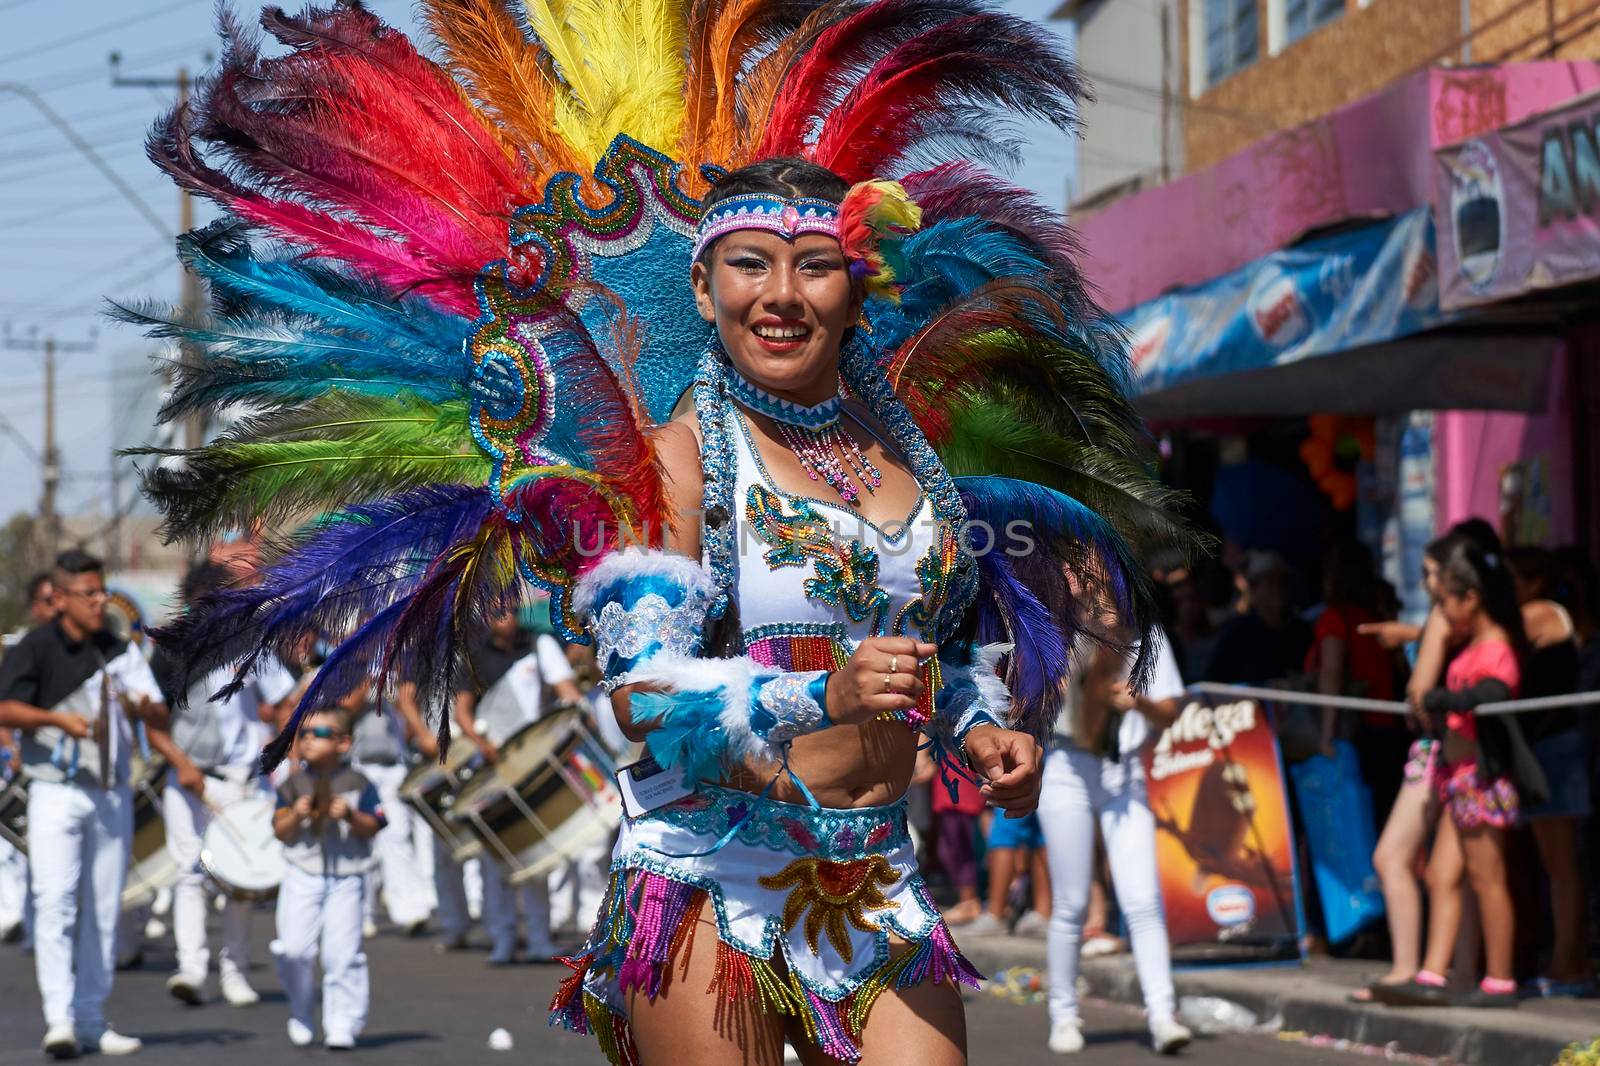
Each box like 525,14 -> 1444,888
123,0 -> 1193,763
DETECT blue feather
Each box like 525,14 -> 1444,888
957,474 -> 1158,716
631,689 -> 732,787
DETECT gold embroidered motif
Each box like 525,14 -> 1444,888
758,855 -> 900,962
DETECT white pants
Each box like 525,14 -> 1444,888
0,833 -> 26,929
164,773 -> 260,980
272,865 -> 369,1039
548,842 -> 610,935
1037,745 -> 1176,1026
433,838 -> 549,952
354,762 -> 434,926
27,779 -> 131,1031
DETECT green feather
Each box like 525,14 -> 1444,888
126,393 -> 487,540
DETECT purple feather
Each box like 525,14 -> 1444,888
153,483 -> 492,705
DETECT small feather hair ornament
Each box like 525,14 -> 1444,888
838,179 -> 922,302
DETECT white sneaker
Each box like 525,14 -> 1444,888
219,970 -> 260,1007
42,1023 -> 81,1059
165,971 -> 204,1006
964,911 -> 1005,936
1047,1020 -> 1084,1054
1014,910 -> 1049,938
92,1029 -> 143,1056
143,917 -> 167,940
286,1019 -> 315,1047
1150,1016 -> 1193,1055
362,919 -> 378,939
324,1031 -> 356,1051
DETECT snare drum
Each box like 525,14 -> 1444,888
399,732 -> 484,857
123,753 -> 178,911
447,705 -> 622,884
200,797 -> 284,902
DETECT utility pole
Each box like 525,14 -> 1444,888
112,56 -> 207,452
2,328 -> 97,567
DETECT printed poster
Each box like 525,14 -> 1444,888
1142,695 -> 1301,950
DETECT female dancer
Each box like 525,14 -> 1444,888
1038,630 -> 1190,1055
129,2 -> 1186,1061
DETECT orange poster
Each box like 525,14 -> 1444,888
1141,696 -> 1302,949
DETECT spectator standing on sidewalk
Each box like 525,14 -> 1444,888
1374,537 -> 1545,1009
1506,547 -> 1592,997
1202,552 -> 1311,686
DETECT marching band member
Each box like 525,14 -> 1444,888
271,706 -> 385,1049
145,561 -> 297,1009
347,683 -> 436,936
0,551 -> 166,1058
450,604 -> 583,962
0,572 -> 59,948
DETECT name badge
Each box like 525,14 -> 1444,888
615,754 -> 693,819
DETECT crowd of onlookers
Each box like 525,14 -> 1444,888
919,518 -> 1598,1009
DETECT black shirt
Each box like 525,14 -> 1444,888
1201,611 -> 1313,686
0,619 -> 129,711
453,632 -> 533,696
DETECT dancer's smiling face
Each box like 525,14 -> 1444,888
691,229 -> 862,405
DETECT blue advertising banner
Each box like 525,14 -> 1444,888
1121,208 -> 1448,397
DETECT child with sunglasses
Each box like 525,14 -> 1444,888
271,708 -> 386,1049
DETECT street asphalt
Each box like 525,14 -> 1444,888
0,918 -> 1414,1064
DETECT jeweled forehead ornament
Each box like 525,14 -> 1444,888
689,194 -> 841,262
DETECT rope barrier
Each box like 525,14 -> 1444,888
1188,682 -> 1600,718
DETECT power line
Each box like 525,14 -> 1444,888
0,98 -> 151,140
0,0 -> 195,68
3,38 -> 213,100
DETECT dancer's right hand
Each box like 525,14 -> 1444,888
826,637 -> 937,726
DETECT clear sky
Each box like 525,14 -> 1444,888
0,0 -> 1075,531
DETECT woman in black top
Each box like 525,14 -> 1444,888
1506,548 -> 1591,996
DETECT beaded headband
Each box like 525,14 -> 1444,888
689,194 -> 840,262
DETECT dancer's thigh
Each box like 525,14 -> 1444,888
628,897 -> 786,1066
792,944 -> 967,1066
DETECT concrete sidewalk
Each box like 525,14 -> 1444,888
952,929 -> 1599,1066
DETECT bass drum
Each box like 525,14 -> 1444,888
447,705 -> 622,884
399,729 -> 485,858
123,753 -> 177,911
0,771 -> 27,852
200,797 -> 284,902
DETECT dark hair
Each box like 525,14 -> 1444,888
302,706 -> 351,735
696,157 -> 850,263
1505,546 -> 1561,599
1424,517 -> 1503,566
1323,540 -> 1376,609
181,560 -> 234,605
25,572 -> 52,601
1433,534 -> 1527,655
53,549 -> 103,577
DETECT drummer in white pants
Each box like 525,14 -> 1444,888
0,550 -> 167,1058
448,608 -> 582,962
1038,629 -> 1192,1057
348,687 -> 435,935
547,645 -> 631,935
147,563 -> 298,1009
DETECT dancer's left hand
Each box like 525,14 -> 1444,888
963,724 -> 1043,817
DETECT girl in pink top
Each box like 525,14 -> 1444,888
1376,535 -> 1530,1009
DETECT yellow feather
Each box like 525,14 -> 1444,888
524,0 -> 688,165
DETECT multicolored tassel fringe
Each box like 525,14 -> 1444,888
551,867 -> 983,1064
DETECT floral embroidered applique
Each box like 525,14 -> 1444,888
745,485 -> 889,630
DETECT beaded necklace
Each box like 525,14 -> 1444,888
724,365 -> 882,506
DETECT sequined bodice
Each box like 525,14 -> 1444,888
724,408 -> 958,656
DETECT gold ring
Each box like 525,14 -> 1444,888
889,655 -> 899,675
883,673 -> 893,693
